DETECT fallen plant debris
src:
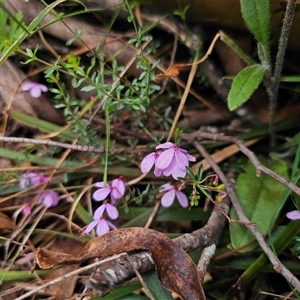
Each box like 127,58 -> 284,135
35,227 -> 206,300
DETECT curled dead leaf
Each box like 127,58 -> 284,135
156,64 -> 186,81
155,32 -> 220,82
36,227 -> 205,300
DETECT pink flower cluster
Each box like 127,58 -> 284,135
84,177 -> 125,236
141,142 -> 196,179
19,172 -> 59,215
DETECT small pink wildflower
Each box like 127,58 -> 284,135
84,216 -> 117,236
286,210 -> 300,220
21,81 -> 48,98
37,190 -> 59,208
159,183 -> 189,208
93,177 -> 125,204
94,200 -> 119,220
141,142 -> 195,179
19,172 -> 48,189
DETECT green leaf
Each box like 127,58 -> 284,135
229,157 -> 289,252
228,64 -> 265,111
239,0 -> 270,51
142,270 -> 174,300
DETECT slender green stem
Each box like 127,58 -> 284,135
103,108 -> 110,185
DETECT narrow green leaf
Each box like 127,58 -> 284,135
239,0 -> 270,51
142,270 -> 174,300
228,64 -> 265,111
0,147 -> 83,168
230,157 -> 289,252
234,221 -> 300,289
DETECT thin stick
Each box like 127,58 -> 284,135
0,136 -> 149,155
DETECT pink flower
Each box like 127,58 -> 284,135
141,142 -> 195,179
21,81 -> 48,98
94,201 -> 119,220
37,190 -> 59,208
286,210 -> 300,220
93,177 -> 126,204
19,172 -> 48,189
159,183 -> 189,208
84,216 -> 117,236
156,142 -> 195,179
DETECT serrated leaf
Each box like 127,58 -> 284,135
228,64 -> 264,111
230,157 -> 289,252
239,0 -> 270,51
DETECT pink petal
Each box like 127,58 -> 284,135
141,153 -> 156,173
105,203 -> 119,219
157,148 -> 175,169
95,182 -> 105,188
156,142 -> 174,150
30,85 -> 42,98
154,166 -> 163,177
39,192 -> 53,208
94,205 -> 106,219
112,177 -> 125,198
176,191 -> 189,208
159,183 -> 173,193
39,84 -> 48,92
286,210 -> 300,220
161,189 -> 175,207
162,159 -> 187,179
21,81 -> 35,91
186,153 -> 196,162
96,219 -> 110,236
106,220 -> 117,230
170,167 -> 186,179
93,186 -> 111,201
22,204 -> 32,216
84,220 -> 98,234
174,149 -> 189,168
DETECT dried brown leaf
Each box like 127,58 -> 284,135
0,212 -> 15,232
155,33 -> 220,82
36,227 -> 205,300
156,64 -> 186,81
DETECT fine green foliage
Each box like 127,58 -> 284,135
239,0 -> 270,54
227,65 -> 265,111
230,157 -> 289,252
0,8 -> 25,55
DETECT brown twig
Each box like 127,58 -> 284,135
0,136 -> 150,155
